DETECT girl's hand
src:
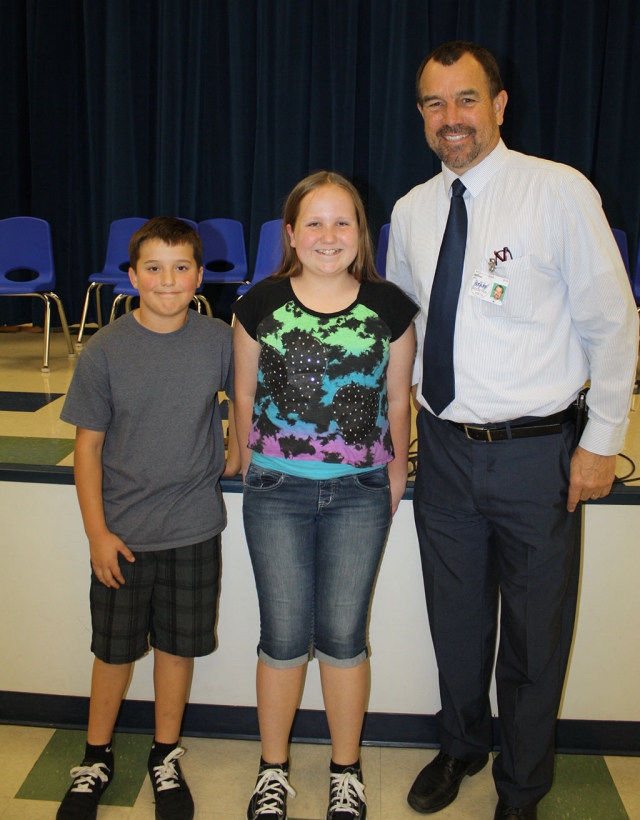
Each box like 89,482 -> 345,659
388,461 -> 409,517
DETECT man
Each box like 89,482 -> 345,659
387,41 -> 637,820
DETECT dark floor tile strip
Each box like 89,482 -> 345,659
0,436 -> 75,465
0,391 -> 64,412
16,728 -> 151,807
538,754 -> 629,819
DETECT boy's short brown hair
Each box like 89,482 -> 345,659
128,217 -> 202,269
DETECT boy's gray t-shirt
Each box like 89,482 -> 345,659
61,311 -> 234,551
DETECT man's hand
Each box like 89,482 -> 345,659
90,532 -> 135,589
567,446 -> 617,512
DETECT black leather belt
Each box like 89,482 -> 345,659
447,407 -> 574,442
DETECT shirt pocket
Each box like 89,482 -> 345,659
480,254 -> 533,319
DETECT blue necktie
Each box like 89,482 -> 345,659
422,179 -> 468,415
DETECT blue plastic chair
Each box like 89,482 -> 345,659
236,219 -> 284,298
0,217 -> 75,372
193,218 -> 250,315
198,219 -> 249,284
612,228 -> 630,278
110,218 -> 200,322
76,217 -> 148,345
376,223 -> 390,279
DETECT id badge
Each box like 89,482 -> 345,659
469,271 -> 508,305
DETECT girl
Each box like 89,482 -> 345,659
234,171 -> 416,820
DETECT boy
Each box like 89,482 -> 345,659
59,217 -> 237,820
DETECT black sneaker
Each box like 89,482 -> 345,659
326,767 -> 367,819
148,747 -> 194,820
247,764 -> 296,819
57,759 -> 112,820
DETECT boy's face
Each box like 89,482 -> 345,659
129,239 -> 203,332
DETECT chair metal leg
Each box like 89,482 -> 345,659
4,292 -> 75,370
95,284 -> 104,328
230,296 -> 243,328
195,294 -> 213,316
76,281 -> 98,347
110,293 -> 127,323
48,291 -> 76,358
40,294 -> 52,372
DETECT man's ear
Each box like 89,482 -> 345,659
493,90 -> 508,126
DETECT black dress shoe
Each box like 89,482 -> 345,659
407,750 -> 488,813
494,800 -> 537,820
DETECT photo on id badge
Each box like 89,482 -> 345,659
491,282 -> 506,303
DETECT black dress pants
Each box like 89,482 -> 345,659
413,409 -> 581,808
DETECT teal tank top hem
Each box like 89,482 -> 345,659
251,451 -> 384,479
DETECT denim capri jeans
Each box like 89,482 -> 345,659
243,463 -> 391,669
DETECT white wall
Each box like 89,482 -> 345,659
1,482 -> 638,721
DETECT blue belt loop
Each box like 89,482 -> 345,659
505,421 -> 512,440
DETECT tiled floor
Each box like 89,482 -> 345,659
0,332 -> 77,467
1,725 -> 639,820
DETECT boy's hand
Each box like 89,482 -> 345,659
222,400 -> 241,477
90,532 -> 135,589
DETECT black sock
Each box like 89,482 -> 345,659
259,756 -> 288,772
330,759 -> 360,774
149,739 -> 179,764
83,741 -> 114,769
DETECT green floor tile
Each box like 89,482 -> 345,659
16,729 -> 152,806
0,436 -> 74,464
539,754 -> 630,819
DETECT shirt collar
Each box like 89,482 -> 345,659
441,138 -> 509,199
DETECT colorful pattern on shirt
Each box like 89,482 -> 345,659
251,298 -> 392,467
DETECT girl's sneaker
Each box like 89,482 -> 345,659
326,766 -> 367,819
247,762 -> 296,819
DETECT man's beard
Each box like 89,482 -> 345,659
428,125 -> 481,170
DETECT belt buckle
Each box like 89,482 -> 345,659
463,424 -> 491,442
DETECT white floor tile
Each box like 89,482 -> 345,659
379,747 -> 497,820
606,755 -> 640,820
2,800 -> 60,820
0,333 -> 77,392
0,727 -> 55,799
